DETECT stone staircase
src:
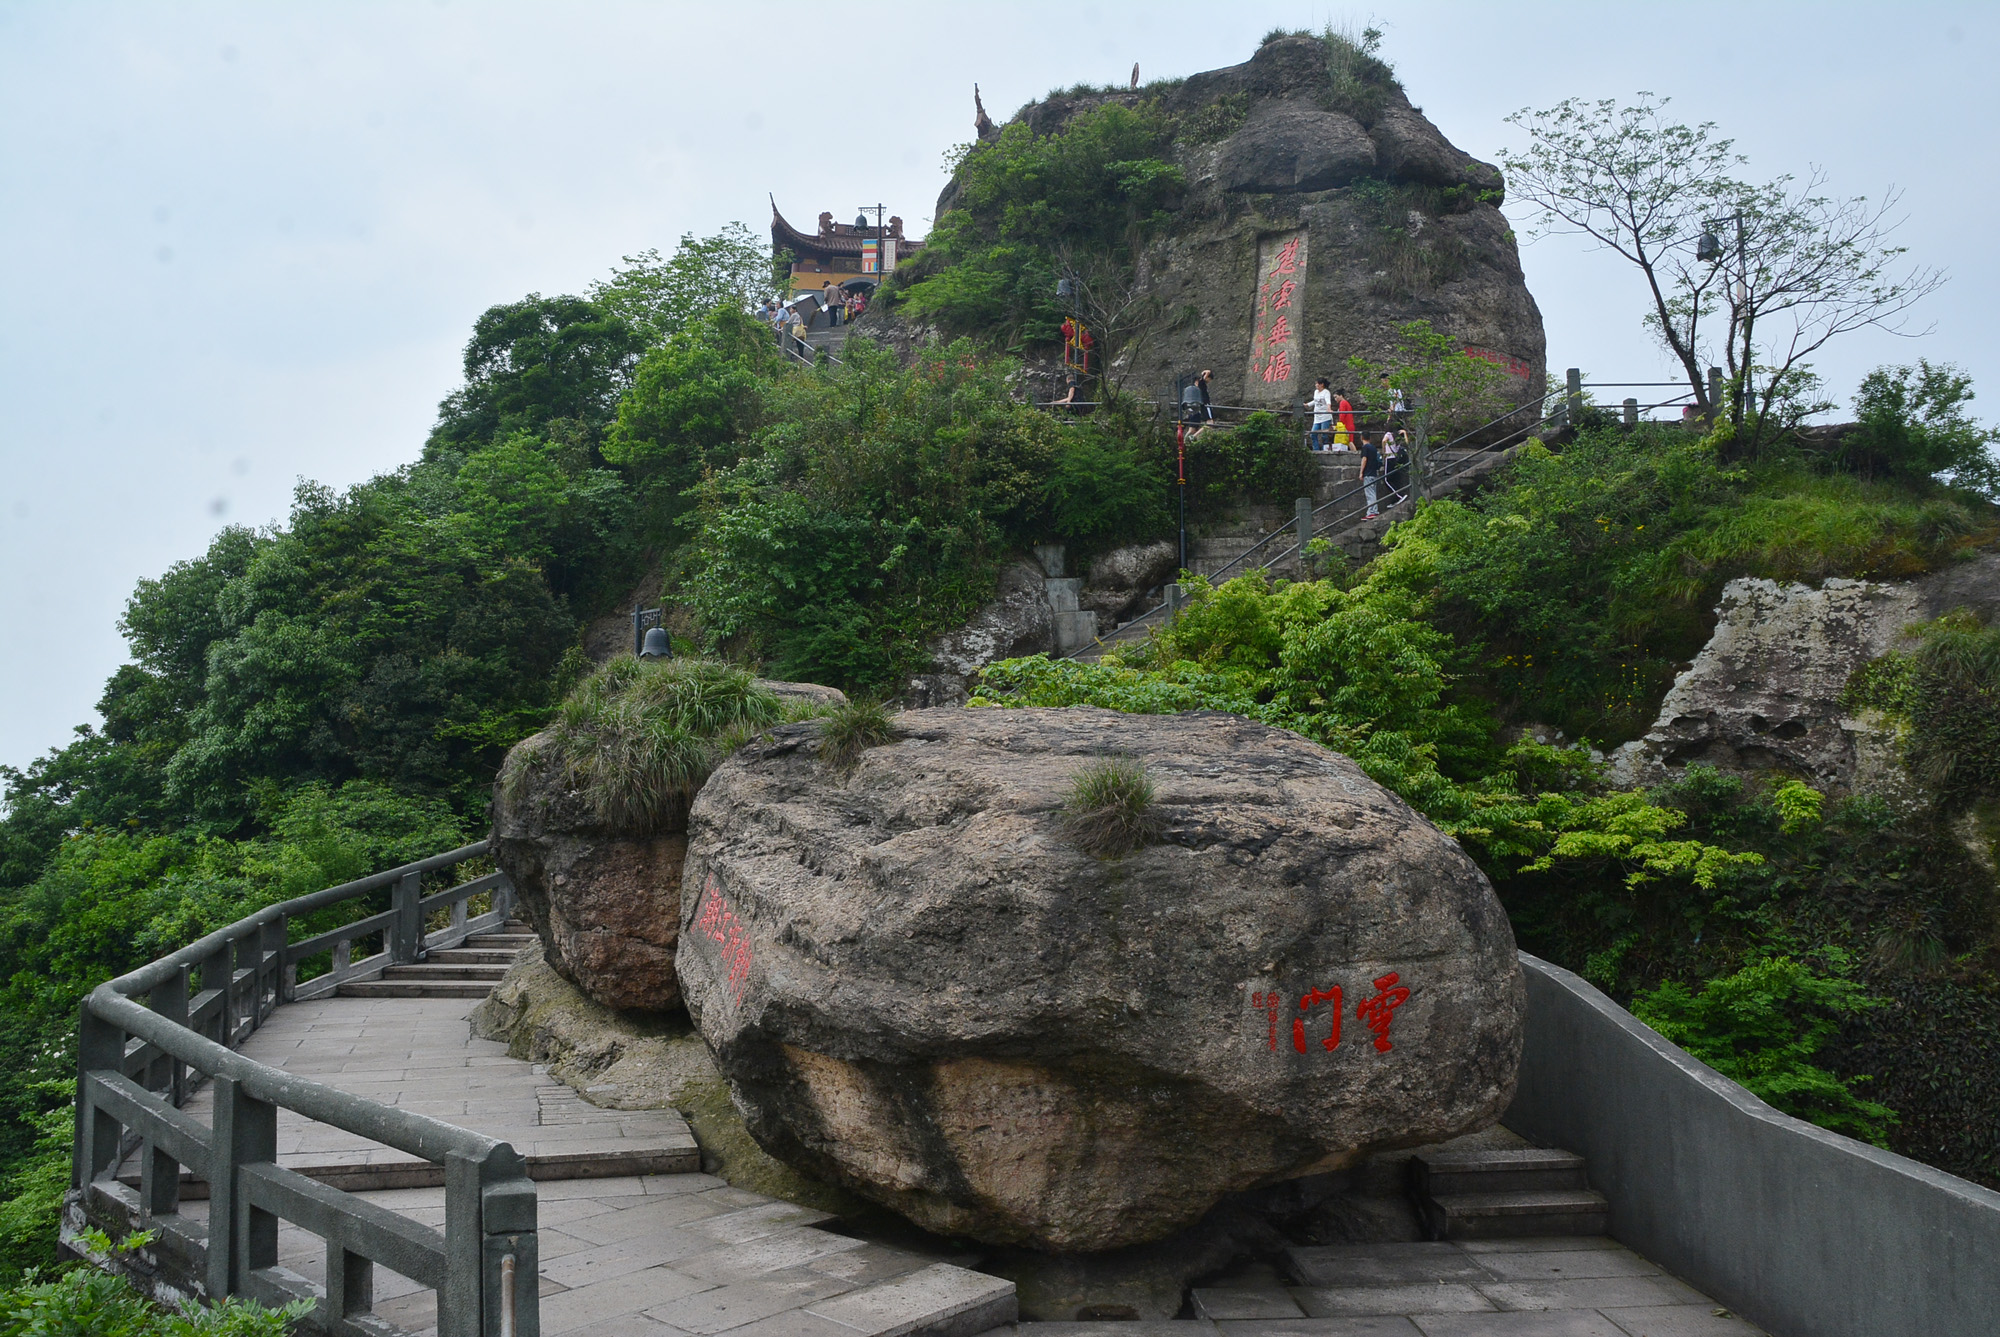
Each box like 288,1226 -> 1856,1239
336,920 -> 534,999
1412,1145 -> 1611,1240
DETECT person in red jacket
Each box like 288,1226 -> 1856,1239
1336,388 -> 1357,447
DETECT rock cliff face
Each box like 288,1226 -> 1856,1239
1609,553 -> 2000,796
492,679 -> 847,1013
868,35 -> 1544,414
675,706 -> 1524,1251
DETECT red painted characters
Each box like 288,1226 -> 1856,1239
1246,230 -> 1308,396
1251,972 -> 1410,1055
694,873 -> 755,1004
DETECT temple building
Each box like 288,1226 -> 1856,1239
770,198 -> 925,298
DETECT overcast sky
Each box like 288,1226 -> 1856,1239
2,1 -> 1994,774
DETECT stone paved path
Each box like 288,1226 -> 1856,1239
972,1236 -> 1766,1335
151,994 -> 1015,1335
140,995 -> 1758,1335
171,994 -> 700,1187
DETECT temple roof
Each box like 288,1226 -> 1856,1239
770,198 -> 925,260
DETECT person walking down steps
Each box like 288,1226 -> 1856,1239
1360,428 -> 1383,519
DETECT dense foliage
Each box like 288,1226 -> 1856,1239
888,101 -> 1182,348
976,415 -> 2000,1183
0,1231 -> 308,1334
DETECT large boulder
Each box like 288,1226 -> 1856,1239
493,678 -> 846,1012
1214,100 -> 1377,193
492,730 -> 687,1012
863,35 -> 1545,420
676,706 -> 1524,1251
1608,553 -> 2000,797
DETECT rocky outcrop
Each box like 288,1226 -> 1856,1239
492,679 -> 847,1012
1214,101 -> 1377,193
675,706 -> 1524,1251
492,732 -> 688,1012
865,35 -> 1545,417
909,561 -> 1055,708
1080,540 -> 1179,622
909,546 -> 1180,706
1609,553 -> 2000,796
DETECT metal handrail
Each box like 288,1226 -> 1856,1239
72,841 -> 536,1337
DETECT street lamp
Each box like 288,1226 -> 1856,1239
1697,212 -> 1749,423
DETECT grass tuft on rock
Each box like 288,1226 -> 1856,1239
1064,756 -> 1163,857
509,657 -> 783,834
818,698 -> 897,768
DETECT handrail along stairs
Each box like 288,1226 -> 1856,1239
71,839 -> 540,1337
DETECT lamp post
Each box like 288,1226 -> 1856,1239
1696,213 -> 1749,425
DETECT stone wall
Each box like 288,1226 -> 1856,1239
1507,952 -> 2000,1337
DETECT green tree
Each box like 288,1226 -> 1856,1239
1633,955 -> 1896,1144
590,223 -> 778,347
603,306 -> 780,531
1843,361 -> 2000,496
893,102 -> 1183,350
426,294 -> 646,458
1500,95 -> 1943,456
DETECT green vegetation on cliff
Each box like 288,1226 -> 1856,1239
977,414 -> 2000,1179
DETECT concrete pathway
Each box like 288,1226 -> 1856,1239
972,1236 -> 1766,1335
149,994 -> 1015,1335
171,994 -> 700,1187
139,995 -> 1757,1335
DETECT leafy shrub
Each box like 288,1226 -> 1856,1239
1402,423 -> 1990,743
1902,621 -> 2000,807
513,658 -> 782,833
1318,23 -> 1397,125
1632,955 -> 1897,1145
1184,412 -> 1314,524
684,342 -> 1070,693
1064,757 -> 1162,856
818,700 -> 896,769
1839,360 -> 2000,498
0,1230 -> 310,1335
1176,92 -> 1249,145
1043,427 -> 1172,555
891,103 -> 1182,344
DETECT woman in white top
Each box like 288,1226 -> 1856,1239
1310,377 -> 1333,451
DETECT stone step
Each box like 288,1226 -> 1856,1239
121,1128 -> 703,1196
1412,1147 -> 1589,1197
426,948 -> 520,965
1418,1188 -> 1611,1241
381,963 -> 510,981
467,933 -> 537,948
336,980 -> 497,999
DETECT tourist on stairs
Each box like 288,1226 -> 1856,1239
1311,377 -> 1333,451
1360,430 -> 1383,519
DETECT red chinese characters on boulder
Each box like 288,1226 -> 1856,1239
1357,973 -> 1411,1052
694,873 -> 755,1005
1250,972 -> 1411,1056
1244,230 -> 1308,402
1292,986 -> 1343,1053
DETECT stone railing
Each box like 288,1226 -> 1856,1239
68,841 -> 538,1337
1506,951 -> 2000,1337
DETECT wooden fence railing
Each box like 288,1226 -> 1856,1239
71,841 -> 538,1337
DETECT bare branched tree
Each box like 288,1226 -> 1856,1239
1500,95 -> 1944,457
1052,239 -> 1163,400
